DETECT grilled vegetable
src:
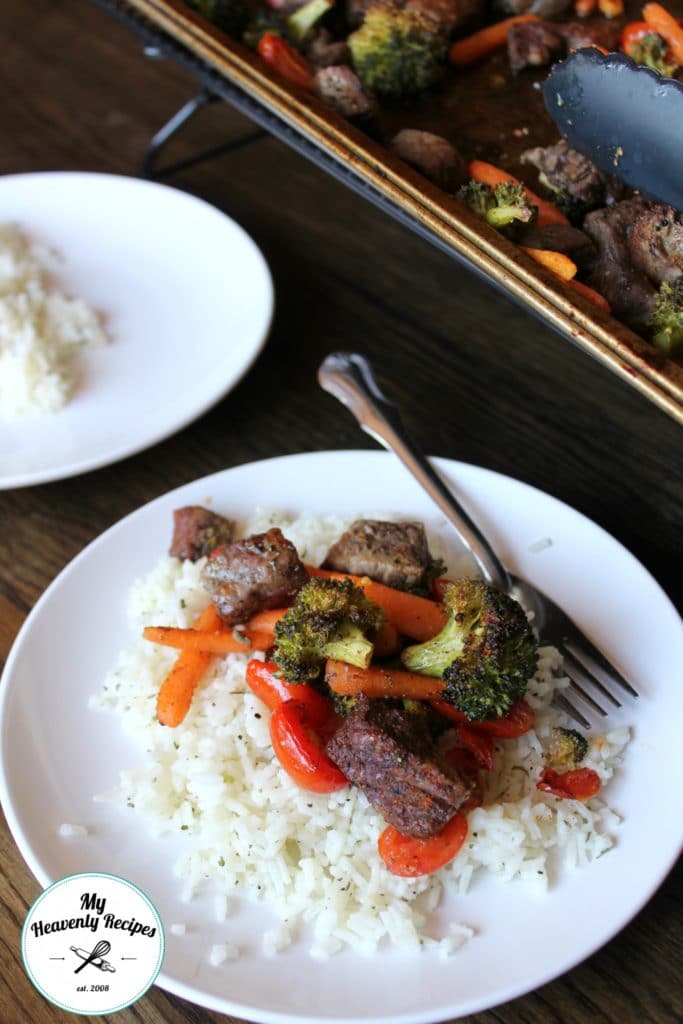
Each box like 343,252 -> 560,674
348,1 -> 449,98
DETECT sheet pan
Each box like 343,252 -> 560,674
98,0 -> 683,423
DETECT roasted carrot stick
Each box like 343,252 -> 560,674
156,605 -> 220,727
597,0 -> 624,17
325,659 -> 445,700
373,620 -> 402,658
468,160 -> 570,228
144,624 -> 274,654
244,607 -> 288,634
567,278 -> 612,312
643,2 -> 683,63
449,14 -> 540,66
306,565 -> 447,642
520,247 -> 578,280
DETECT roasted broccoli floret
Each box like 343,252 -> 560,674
457,181 -> 537,233
186,0 -> 248,37
630,32 -> 679,78
331,692 -> 360,717
347,2 -> 449,99
400,579 -> 538,721
649,279 -> 683,355
243,0 -> 332,49
273,577 -> 385,682
547,727 -> 588,770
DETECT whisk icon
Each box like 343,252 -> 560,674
70,940 -> 116,973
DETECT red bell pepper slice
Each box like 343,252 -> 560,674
536,767 -> 601,800
378,812 -> 468,877
245,659 -> 332,726
257,32 -> 314,91
455,723 -> 495,771
620,20 -> 656,53
430,698 -> 536,738
269,700 -> 348,793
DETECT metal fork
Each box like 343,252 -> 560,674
318,352 -> 638,728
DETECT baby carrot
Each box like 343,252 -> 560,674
567,278 -> 611,312
449,14 -> 540,66
325,659 -> 445,700
156,605 -> 220,727
306,565 -> 447,641
468,160 -> 570,227
520,247 -> 578,280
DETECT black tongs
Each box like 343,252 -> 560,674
542,48 -> 683,210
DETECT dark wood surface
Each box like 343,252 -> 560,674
1,2 -> 681,1022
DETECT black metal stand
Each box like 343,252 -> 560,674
92,0 -> 466,259
92,1 -> 517,294
140,82 -> 267,180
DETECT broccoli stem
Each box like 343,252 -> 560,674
287,0 -> 332,45
486,205 -> 533,228
323,625 -> 375,669
652,323 -> 683,355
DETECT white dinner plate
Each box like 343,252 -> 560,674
1,451 -> 682,1022
0,172 -> 273,488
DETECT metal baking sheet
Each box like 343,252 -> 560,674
96,0 -> 683,423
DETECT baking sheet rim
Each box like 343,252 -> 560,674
120,0 -> 683,423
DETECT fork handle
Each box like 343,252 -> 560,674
318,352 -> 512,591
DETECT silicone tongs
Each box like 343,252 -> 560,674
542,48 -> 683,209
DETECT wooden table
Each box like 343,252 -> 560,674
1,2 -> 681,1022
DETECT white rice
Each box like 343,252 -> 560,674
209,942 -> 239,965
58,823 -> 90,838
0,224 -> 108,418
92,510 -> 629,957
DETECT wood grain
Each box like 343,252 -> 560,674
0,2 -> 680,1023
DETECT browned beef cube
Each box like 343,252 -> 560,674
583,199 -> 658,333
627,203 -> 683,286
324,519 -> 436,591
326,697 -> 470,839
169,506 -> 235,561
306,29 -> 350,70
390,130 -> 466,192
556,20 -> 616,52
521,140 -> 622,215
201,527 -> 307,624
507,21 -> 564,75
312,65 -> 377,119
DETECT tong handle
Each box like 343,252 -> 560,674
317,352 -> 511,590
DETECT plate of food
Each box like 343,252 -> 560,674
1,450 -> 681,1022
0,171 -> 273,489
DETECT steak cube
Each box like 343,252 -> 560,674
169,506 -> 235,562
326,697 -> 470,838
324,519 -> 436,591
201,527 -> 307,624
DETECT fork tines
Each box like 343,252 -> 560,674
559,639 -> 639,722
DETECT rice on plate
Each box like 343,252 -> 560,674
92,507 -> 630,959
0,224 -> 107,418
